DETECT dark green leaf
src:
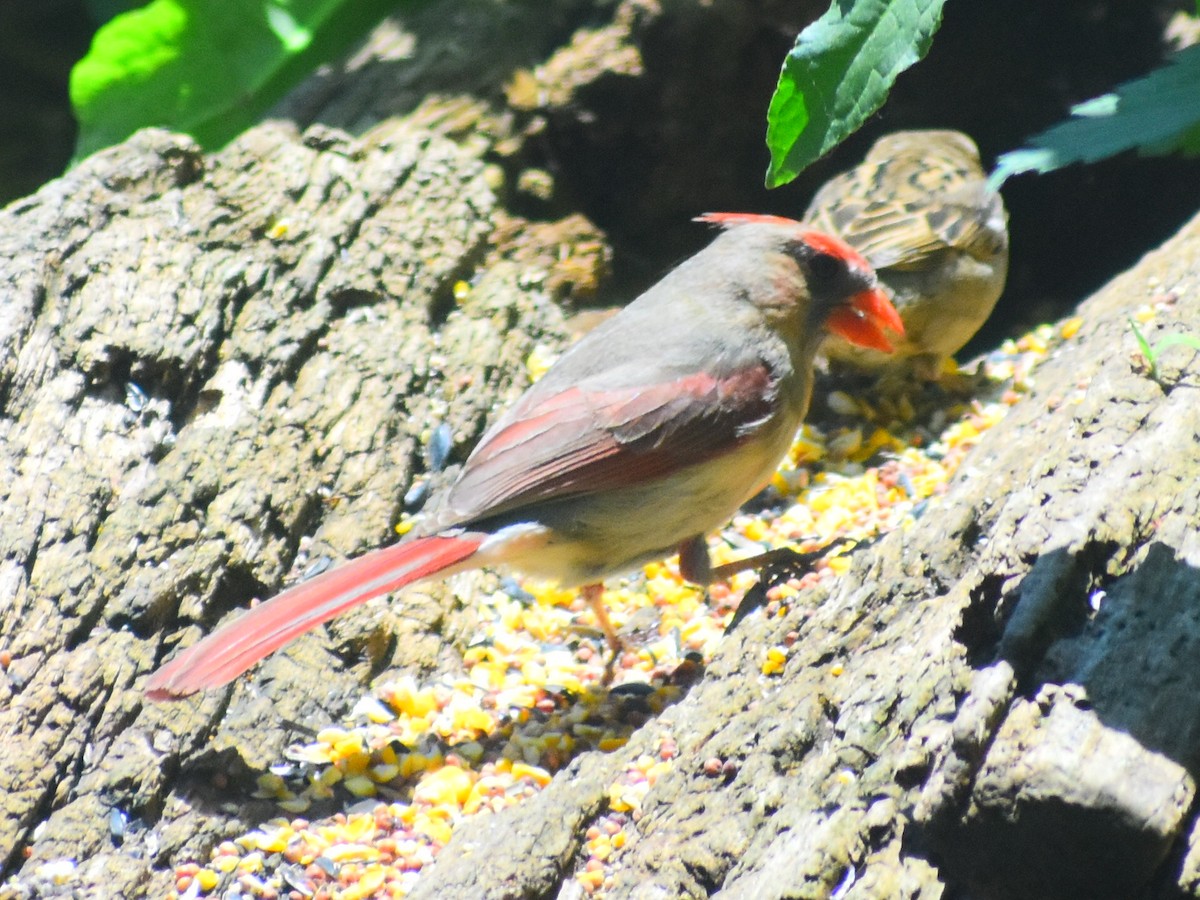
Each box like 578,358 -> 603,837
990,44 -> 1200,189
764,0 -> 946,188
70,0 -> 397,162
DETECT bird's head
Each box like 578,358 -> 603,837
697,212 -> 904,352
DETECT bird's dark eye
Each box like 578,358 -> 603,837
806,251 -> 843,284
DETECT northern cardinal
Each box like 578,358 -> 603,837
145,213 -> 902,700
805,130 -> 1009,379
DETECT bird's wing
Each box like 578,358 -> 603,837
444,363 -> 779,524
805,134 -> 1004,270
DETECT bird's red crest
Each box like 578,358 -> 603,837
696,212 -> 872,273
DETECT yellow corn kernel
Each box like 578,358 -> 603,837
1060,316 -> 1083,339
413,766 -> 473,806
762,646 -> 788,676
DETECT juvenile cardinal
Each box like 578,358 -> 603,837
805,130 -> 1009,379
146,213 -> 903,699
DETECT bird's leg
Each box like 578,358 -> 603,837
582,582 -> 623,685
582,583 -> 622,652
714,538 -> 861,634
709,537 -> 858,585
676,534 -> 713,586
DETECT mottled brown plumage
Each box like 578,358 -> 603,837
806,130 -> 1009,378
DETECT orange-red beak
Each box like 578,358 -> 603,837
827,287 -> 905,353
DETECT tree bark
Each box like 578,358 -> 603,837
4,2 -> 1200,899
0,118 -> 584,894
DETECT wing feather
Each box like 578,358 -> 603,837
805,130 -> 1004,270
445,364 -> 777,524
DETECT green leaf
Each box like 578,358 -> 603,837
1129,318 -> 1155,368
1128,318 -> 1200,384
990,44 -> 1200,189
764,0 -> 947,188
70,0 -> 398,162
1151,333 -> 1200,358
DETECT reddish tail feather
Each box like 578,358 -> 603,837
145,534 -> 483,700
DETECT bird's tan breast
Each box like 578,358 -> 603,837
488,389 -> 808,586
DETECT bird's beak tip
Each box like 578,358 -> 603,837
827,287 -> 904,353
859,287 -> 905,338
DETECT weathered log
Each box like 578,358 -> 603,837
4,1 -> 1200,898
0,120 -> 583,895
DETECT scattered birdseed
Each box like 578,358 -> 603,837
166,329 -> 1058,899
761,646 -> 788,676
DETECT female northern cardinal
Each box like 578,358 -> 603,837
805,130 -> 1009,378
145,213 -> 902,700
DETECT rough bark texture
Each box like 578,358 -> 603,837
3,1 -> 1200,898
0,120 -> 582,895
